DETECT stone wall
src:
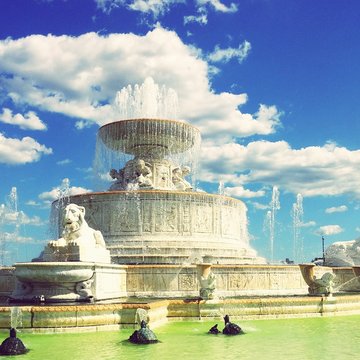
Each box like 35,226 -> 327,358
0,267 -> 15,298
126,265 -> 311,297
60,191 -> 263,264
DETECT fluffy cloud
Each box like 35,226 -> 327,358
0,133 -> 52,164
325,205 -> 348,214
301,221 -> 316,228
208,41 -> 251,64
1,233 -> 35,243
184,13 -> 208,25
224,186 -> 265,199
56,159 -> 72,166
95,0 -> 184,16
0,29 -> 280,142
20,213 -> 44,226
38,180 -> 92,207
200,140 -> 360,198
95,0 -> 236,17
196,0 -> 237,13
316,225 -> 344,236
0,108 -> 47,131
128,0 -> 184,16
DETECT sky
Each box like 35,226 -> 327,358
0,0 -> 360,265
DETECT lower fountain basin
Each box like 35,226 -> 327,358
11,262 -> 127,303
54,190 -> 265,265
14,262 -> 94,284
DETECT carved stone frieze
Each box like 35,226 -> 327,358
178,274 -> 196,290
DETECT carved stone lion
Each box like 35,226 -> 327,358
43,203 -> 110,263
57,203 -> 106,248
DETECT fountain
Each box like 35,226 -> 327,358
299,263 -> 335,296
264,186 -> 280,262
292,194 -> 304,263
56,77 -> 264,266
2,78 -> 360,336
10,203 -> 126,303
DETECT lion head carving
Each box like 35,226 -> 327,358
59,203 -> 106,248
61,204 -> 86,239
43,203 -> 109,263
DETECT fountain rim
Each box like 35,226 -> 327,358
98,118 -> 200,133
97,118 -> 201,155
52,190 -> 246,206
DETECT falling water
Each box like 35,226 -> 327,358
49,178 -> 71,238
218,181 -> 225,196
10,307 -> 23,329
291,193 -> 304,263
7,187 -> 18,213
0,187 -> 24,265
264,186 -> 280,263
114,77 -> 178,120
94,79 -> 200,191
135,308 -> 149,325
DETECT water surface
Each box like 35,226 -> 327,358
2,316 -> 360,360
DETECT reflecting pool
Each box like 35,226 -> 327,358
2,316 -> 360,360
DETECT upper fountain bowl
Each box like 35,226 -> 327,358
98,118 -> 201,156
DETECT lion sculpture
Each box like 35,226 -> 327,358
42,203 -> 111,263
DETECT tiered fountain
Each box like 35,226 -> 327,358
2,78 -> 360,333
60,103 -> 263,265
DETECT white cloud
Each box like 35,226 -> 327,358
224,186 -> 265,199
196,0 -> 237,13
38,181 -> 92,207
248,201 -> 269,210
0,29 -> 279,142
208,41 -> 251,64
325,205 -> 348,214
95,0 -> 184,17
301,221 -> 316,228
200,140 -> 360,198
95,0 -> 236,17
0,108 -> 47,131
128,0 -> 184,17
0,133 -> 52,165
56,159 -> 72,166
26,200 -> 41,207
20,213 -> 44,226
2,233 -> 35,243
95,0 -> 119,13
316,225 -> 344,236
184,13 -> 208,25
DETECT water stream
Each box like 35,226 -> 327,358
264,186 -> 280,262
292,193 -> 304,263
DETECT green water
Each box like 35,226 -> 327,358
2,316 -> 360,360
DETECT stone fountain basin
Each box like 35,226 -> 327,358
14,262 -> 94,284
98,118 -> 200,155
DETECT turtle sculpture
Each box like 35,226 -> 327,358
222,315 -> 244,336
0,328 -> 28,356
129,320 -> 158,344
208,324 -> 220,335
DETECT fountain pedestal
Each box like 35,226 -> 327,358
11,262 -> 127,303
299,264 -> 335,296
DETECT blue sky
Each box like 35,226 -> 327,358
0,0 -> 360,265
